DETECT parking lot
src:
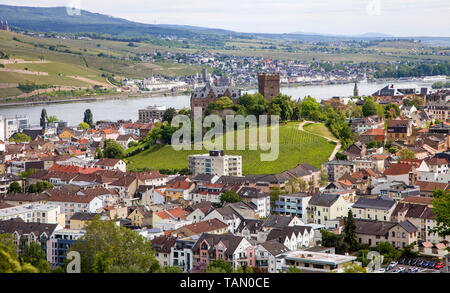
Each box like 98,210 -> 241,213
382,258 -> 444,273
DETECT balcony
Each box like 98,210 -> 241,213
272,207 -> 286,213
274,201 -> 285,206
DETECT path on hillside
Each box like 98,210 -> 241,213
68,76 -> 112,88
298,121 -> 341,161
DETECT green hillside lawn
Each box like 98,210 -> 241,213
127,122 -> 336,175
303,122 -> 337,141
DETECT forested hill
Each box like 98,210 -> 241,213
0,4 -> 239,38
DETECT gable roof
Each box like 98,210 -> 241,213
260,239 -> 290,256
352,197 -> 396,210
383,163 -> 414,176
309,193 -> 340,207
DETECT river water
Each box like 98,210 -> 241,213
0,80 -> 436,126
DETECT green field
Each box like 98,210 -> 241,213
303,122 -> 337,141
127,122 -> 335,175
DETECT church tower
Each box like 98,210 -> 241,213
353,81 -> 359,97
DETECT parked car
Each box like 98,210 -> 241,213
422,261 -> 431,268
398,258 -> 407,265
376,268 -> 386,273
410,259 -> 418,266
389,261 -> 398,267
415,260 -> 424,267
405,259 -> 413,265
435,263 -> 444,269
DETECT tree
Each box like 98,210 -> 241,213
27,181 -> 53,193
78,122 -> 90,130
220,190 -> 242,204
374,242 -> 401,264
238,93 -> 268,116
215,96 -> 234,110
362,98 -> 377,117
269,187 -> 283,208
343,210 -> 358,251
47,116 -> 59,123
0,235 -> 39,273
270,94 -> 294,121
95,146 -> 104,159
103,139 -> 125,159
0,234 -> 17,257
205,259 -> 233,273
70,218 -> 158,273
384,104 -> 400,118
399,148 -> 416,160
319,171 -> 328,187
20,243 -> 50,273
320,230 -> 349,254
9,133 -> 31,143
343,263 -> 366,273
8,182 -> 22,193
430,189 -> 450,237
285,265 -> 302,273
83,109 -> 94,127
156,266 -> 184,273
162,107 -> 177,123
40,109 -> 47,129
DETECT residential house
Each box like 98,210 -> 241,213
191,233 -> 256,270
255,240 -> 289,273
272,192 -> 311,223
351,197 -> 397,221
383,163 -> 416,185
94,158 -> 127,172
69,212 -> 98,229
151,235 -> 177,267
354,219 -> 418,248
321,160 -> 356,182
387,119 -> 412,140
126,206 -> 152,227
170,218 -> 228,238
0,219 -> 63,263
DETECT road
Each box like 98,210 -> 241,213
298,120 -> 341,161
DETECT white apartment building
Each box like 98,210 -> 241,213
0,203 -> 64,225
188,151 -> 242,177
48,229 -> 85,267
0,115 -> 30,141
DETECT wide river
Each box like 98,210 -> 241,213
0,80 -> 436,126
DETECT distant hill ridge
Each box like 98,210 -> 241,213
1,4 -> 450,45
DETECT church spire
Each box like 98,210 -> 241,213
353,81 -> 359,97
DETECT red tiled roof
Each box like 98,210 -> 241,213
166,181 -> 192,190
402,195 -> 433,205
383,163 -> 414,175
155,207 -> 189,220
95,158 -> 122,167
362,128 -> 386,136
414,181 -> 449,193
50,164 -> 101,174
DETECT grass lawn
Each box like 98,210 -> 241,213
303,122 -> 337,141
126,122 -> 335,175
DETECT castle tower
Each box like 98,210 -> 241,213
353,81 -> 359,97
258,72 -> 280,102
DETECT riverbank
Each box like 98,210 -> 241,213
0,89 -> 188,108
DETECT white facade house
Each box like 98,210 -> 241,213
0,204 -> 63,225
417,159 -> 450,183
0,115 -> 30,141
47,196 -> 103,227
188,151 -> 242,177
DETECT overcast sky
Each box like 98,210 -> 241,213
2,0 -> 450,36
